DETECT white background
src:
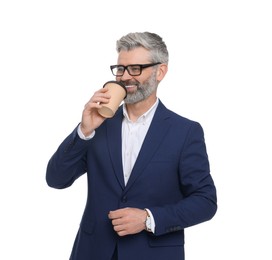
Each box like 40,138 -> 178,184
0,0 -> 271,259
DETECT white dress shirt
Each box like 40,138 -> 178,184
77,98 -> 159,233
121,99 -> 158,185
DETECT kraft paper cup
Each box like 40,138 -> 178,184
98,81 -> 127,118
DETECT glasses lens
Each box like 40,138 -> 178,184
111,66 -> 124,76
127,65 -> 141,76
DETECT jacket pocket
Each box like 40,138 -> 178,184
80,217 -> 95,235
148,230 -> 184,247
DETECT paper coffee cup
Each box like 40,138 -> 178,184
98,81 -> 127,118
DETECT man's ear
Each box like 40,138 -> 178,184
156,64 -> 168,81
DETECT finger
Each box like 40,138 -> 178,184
113,223 -> 125,232
94,87 -> 111,98
111,218 -> 123,226
87,95 -> 110,106
116,230 -> 128,237
108,210 -> 123,219
112,224 -> 130,237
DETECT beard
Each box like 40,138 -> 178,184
122,70 -> 158,104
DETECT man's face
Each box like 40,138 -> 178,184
116,47 -> 159,104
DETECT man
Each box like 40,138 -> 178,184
46,32 -> 217,260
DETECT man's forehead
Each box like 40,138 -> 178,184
117,48 -> 150,64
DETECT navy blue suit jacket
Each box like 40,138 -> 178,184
46,100 -> 217,260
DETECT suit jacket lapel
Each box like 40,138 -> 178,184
106,107 -> 126,189
125,102 -> 171,192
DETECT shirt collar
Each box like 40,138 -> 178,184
123,98 -> 159,123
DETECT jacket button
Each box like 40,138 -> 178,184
121,196 -> 127,203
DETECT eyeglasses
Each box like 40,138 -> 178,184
110,62 -> 161,76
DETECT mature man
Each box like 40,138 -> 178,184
46,31 -> 217,260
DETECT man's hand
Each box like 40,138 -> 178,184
108,207 -> 147,236
80,87 -> 111,136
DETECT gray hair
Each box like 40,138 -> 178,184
116,32 -> 169,64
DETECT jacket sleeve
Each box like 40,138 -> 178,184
46,126 -> 89,189
150,122 -> 217,236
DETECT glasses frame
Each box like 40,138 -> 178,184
110,62 -> 161,76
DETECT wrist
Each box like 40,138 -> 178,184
80,124 -> 94,137
144,209 -> 152,232
81,127 -> 93,137
78,124 -> 95,140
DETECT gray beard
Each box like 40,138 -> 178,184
124,70 -> 158,104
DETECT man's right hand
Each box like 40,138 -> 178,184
80,87 -> 111,137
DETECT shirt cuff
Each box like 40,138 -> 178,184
145,208 -> 156,233
77,124 -> 95,140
